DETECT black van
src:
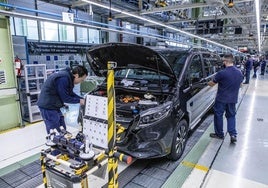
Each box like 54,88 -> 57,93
82,43 -> 222,160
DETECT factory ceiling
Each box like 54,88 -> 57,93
35,0 -> 268,53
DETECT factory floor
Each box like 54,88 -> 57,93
169,73 -> 268,188
0,73 -> 268,188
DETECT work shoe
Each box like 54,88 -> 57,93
230,136 -> 237,143
210,133 -> 224,139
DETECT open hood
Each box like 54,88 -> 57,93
86,43 -> 175,78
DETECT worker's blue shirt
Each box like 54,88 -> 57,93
37,69 -> 82,110
245,58 -> 253,71
213,66 -> 243,103
55,76 -> 81,104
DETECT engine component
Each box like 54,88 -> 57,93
144,93 -> 155,100
120,95 -> 140,103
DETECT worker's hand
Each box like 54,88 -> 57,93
80,98 -> 85,106
207,80 -> 216,87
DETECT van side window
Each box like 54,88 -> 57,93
203,53 -> 222,77
203,53 -> 213,76
188,55 -> 203,83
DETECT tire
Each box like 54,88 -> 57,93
167,119 -> 188,161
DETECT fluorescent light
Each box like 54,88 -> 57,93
255,0 -> 261,52
82,0 -> 238,51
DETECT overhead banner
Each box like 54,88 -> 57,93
27,42 -> 94,54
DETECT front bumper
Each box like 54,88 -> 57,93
117,116 -> 176,159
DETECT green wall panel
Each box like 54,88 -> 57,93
0,95 -> 21,131
0,9 -> 22,130
0,18 -> 16,89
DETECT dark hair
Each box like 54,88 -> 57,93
223,53 -> 234,63
71,65 -> 88,77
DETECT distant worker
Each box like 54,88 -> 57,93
37,65 -> 88,134
252,57 -> 260,78
243,55 -> 253,84
208,54 -> 243,143
260,56 -> 267,75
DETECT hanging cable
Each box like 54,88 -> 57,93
108,0 -> 112,21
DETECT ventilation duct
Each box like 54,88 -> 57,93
205,0 -> 224,7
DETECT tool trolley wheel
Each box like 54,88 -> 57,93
168,119 -> 189,161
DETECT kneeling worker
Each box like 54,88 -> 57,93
208,54 -> 243,143
37,65 -> 88,134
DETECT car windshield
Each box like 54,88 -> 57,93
115,68 -> 170,81
158,50 -> 188,77
113,68 -> 174,92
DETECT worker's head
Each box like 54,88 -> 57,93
222,54 -> 234,67
72,65 -> 88,84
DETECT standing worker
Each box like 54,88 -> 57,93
243,55 -> 253,84
208,54 -> 243,143
260,56 -> 267,75
37,65 -> 88,134
252,57 -> 260,78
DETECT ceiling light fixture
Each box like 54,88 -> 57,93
255,0 -> 261,52
81,0 -> 238,51
228,0 -> 234,8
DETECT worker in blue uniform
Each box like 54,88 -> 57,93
208,54 -> 243,143
37,65 -> 88,134
260,55 -> 267,75
243,55 -> 253,84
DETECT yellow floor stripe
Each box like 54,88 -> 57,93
182,161 -> 209,172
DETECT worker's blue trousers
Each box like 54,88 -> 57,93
213,101 -> 237,138
39,107 -> 66,134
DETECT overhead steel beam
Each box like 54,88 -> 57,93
139,0 -> 254,15
71,0 -> 88,7
143,13 -> 255,27
114,0 -> 255,19
214,36 -> 258,40
140,2 -> 208,15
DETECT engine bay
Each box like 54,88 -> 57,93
90,85 -> 173,118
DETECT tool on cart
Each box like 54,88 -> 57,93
47,127 -> 95,160
42,127 -> 132,188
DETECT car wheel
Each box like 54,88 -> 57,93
167,119 -> 188,160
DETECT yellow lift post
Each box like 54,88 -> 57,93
107,61 -> 118,188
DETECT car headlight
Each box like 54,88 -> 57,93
138,101 -> 172,128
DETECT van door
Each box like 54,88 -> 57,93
184,53 -> 218,129
184,54 -> 205,128
194,53 -> 221,122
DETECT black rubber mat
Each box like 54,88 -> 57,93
0,178 -> 13,188
20,161 -> 41,178
1,169 -> 31,187
16,174 -> 43,188
113,159 -> 150,188
0,160 -> 42,188
131,173 -> 164,188
124,182 -> 144,188
140,166 -> 170,181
